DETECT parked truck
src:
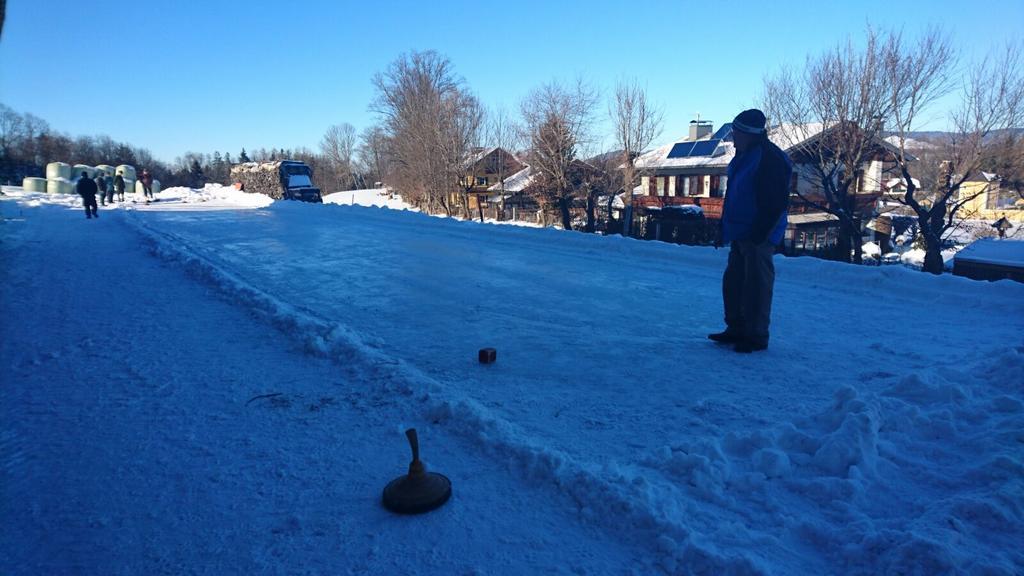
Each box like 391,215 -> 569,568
229,160 -> 323,203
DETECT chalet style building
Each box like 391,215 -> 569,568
959,172 -> 1024,223
483,159 -> 612,227
453,147 -> 524,214
632,121 -> 900,255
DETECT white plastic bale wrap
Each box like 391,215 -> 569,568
95,164 -> 116,178
46,162 -> 72,180
23,177 -> 48,192
152,179 -> 161,195
47,178 -> 75,194
135,180 -> 145,195
73,164 -> 97,179
116,165 -> 136,180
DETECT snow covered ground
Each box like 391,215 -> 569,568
3,186 -> 1023,575
324,188 -> 413,211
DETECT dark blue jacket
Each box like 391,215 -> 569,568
721,139 -> 792,244
76,176 -> 98,198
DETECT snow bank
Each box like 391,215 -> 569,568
899,247 -> 960,270
157,183 -> 274,208
323,188 -> 413,210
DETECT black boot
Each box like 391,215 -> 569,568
734,341 -> 768,353
708,330 -> 743,344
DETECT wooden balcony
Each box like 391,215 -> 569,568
633,195 -> 724,219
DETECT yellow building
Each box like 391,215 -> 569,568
959,172 -> 1024,222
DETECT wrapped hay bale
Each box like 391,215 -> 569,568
95,164 -> 116,178
229,161 -> 286,199
72,164 -> 97,179
152,179 -> 161,195
23,177 -> 48,192
116,165 -> 136,180
46,162 -> 72,180
47,178 -> 75,194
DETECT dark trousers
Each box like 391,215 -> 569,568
104,189 -> 114,204
143,184 -> 153,199
722,240 -> 776,345
82,194 -> 98,217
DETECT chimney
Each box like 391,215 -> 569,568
689,120 -> 713,141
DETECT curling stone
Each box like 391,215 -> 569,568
382,428 -> 451,514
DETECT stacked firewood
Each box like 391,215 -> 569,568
230,162 -> 285,199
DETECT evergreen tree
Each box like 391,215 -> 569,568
212,151 -> 224,182
239,148 -> 250,162
189,159 -> 205,188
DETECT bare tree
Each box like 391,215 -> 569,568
0,103 -> 25,159
320,123 -> 358,191
765,28 -> 921,264
611,79 -> 663,236
356,124 -> 391,188
520,79 -> 598,229
888,43 -> 1023,273
371,50 -> 480,216
487,105 -> 522,222
447,94 -> 485,220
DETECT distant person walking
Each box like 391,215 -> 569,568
76,171 -> 99,219
708,109 -> 791,353
114,172 -> 126,202
140,169 -> 154,202
94,173 -> 107,206
104,172 -> 115,204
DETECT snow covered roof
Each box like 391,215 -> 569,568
885,177 -> 921,190
633,139 -> 733,171
768,122 -> 828,151
953,238 -> 1024,268
634,123 -> 830,172
463,147 -> 522,171
636,122 -> 904,173
487,165 -> 535,193
463,147 -> 497,169
788,212 -> 839,225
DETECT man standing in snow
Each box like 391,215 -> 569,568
140,169 -> 154,202
76,171 -> 99,219
113,172 -> 126,202
708,109 -> 791,353
104,173 -> 115,204
94,173 -> 107,206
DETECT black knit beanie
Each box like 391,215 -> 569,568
732,109 -> 767,134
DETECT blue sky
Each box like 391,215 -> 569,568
2,0 -> 1022,163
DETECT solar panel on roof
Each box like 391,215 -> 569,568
711,123 -> 733,140
667,142 -> 696,158
689,140 -> 720,157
